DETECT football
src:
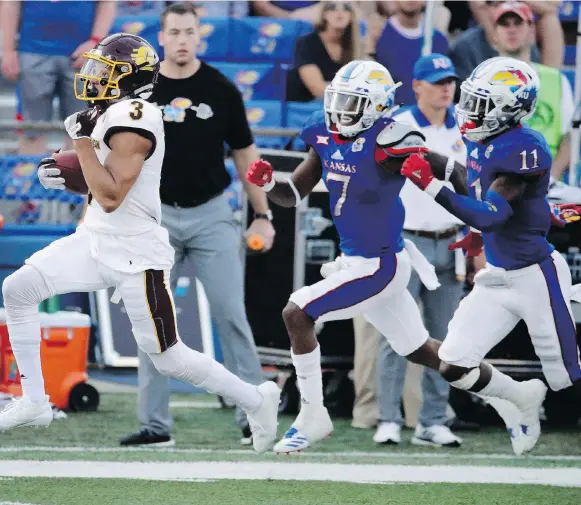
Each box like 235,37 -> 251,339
52,150 -> 88,195
379,154 -> 407,174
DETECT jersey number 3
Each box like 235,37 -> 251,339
326,173 -> 351,216
129,100 -> 144,120
519,149 -> 538,170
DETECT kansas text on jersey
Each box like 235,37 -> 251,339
301,110 -> 407,258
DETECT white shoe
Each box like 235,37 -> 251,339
373,422 -> 401,444
514,379 -> 547,454
481,395 -> 526,456
0,395 -> 53,431
246,381 -> 281,454
411,424 -> 462,447
273,405 -> 333,454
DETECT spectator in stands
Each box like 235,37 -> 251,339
492,2 -> 573,183
286,1 -> 362,102
356,54 -> 464,447
366,1 -> 449,106
470,1 -> 564,69
450,1 -> 562,85
251,1 -> 321,22
360,1 -> 451,36
0,0 -> 116,155
120,2 -> 272,448
116,1 -> 167,16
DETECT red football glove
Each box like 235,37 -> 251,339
401,153 -> 435,191
246,159 -> 274,189
448,230 -> 484,257
550,202 -> 581,228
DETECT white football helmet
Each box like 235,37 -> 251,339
455,56 -> 539,142
324,60 -> 401,137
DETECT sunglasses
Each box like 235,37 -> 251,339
324,2 -> 353,12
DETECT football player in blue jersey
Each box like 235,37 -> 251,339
246,59 -> 544,455
402,56 -> 581,455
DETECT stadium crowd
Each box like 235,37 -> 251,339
0,0 -> 580,447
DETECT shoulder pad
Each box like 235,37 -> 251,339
104,99 -> 162,134
376,121 -> 426,148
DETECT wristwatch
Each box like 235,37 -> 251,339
254,210 -> 273,221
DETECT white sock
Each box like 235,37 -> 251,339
2,267 -> 49,405
199,360 -> 262,413
292,344 -> 323,408
8,312 -> 46,405
148,341 -> 262,413
478,366 -> 524,405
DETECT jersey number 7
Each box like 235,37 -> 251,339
326,173 -> 351,216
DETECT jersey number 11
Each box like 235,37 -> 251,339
519,149 -> 538,171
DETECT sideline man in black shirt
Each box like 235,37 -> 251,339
120,2 -> 274,447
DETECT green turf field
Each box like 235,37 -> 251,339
1,479 -> 580,505
0,392 -> 579,505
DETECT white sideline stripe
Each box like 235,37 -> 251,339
169,401 -> 220,408
0,446 -> 580,461
0,502 -> 37,505
1,460 -> 580,486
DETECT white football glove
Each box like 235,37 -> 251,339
64,106 -> 101,140
37,157 -> 65,190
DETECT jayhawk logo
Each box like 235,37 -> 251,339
131,46 -> 156,70
163,97 -> 192,122
366,70 -> 393,85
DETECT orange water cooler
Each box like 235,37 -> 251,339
0,309 -> 99,411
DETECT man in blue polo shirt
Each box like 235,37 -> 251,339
366,1 -> 449,106
367,54 -> 466,447
0,0 -> 116,154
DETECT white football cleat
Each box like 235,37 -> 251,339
481,395 -> 525,456
246,381 -> 281,453
515,379 -> 547,454
411,424 -> 462,447
0,395 -> 53,431
273,405 -> 333,454
373,422 -> 401,445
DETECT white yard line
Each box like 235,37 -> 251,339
0,460 -> 580,486
0,502 -> 37,505
0,446 -> 580,461
169,400 -> 220,408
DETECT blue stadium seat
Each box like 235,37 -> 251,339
198,17 -> 231,60
564,45 -> 577,66
0,156 -> 85,206
209,62 -> 283,100
109,15 -> 161,54
0,156 -> 42,201
230,18 -> 305,63
285,101 -> 322,151
563,68 -> 576,93
296,20 -> 315,37
559,1 -> 579,21
245,100 -> 286,149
